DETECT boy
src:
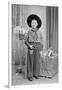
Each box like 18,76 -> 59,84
19,14 -> 43,81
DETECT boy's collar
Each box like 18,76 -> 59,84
31,28 -> 38,32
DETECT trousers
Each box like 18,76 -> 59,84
27,42 -> 41,78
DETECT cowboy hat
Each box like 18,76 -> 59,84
27,14 -> 42,28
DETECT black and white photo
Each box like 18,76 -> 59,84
9,4 -> 58,86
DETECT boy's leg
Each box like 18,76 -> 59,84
33,48 -> 40,77
27,49 -> 34,79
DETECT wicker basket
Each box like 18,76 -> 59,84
40,54 -> 58,78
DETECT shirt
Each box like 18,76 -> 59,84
27,28 -> 41,42
24,28 -> 43,50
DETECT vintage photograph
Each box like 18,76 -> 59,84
11,4 -> 58,85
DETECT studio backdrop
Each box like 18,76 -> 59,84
12,4 -> 58,79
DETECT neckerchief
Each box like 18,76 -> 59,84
31,28 -> 38,41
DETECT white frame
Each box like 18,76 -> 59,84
8,2 -> 12,88
8,1 -> 60,88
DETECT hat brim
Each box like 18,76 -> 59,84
27,14 -> 42,29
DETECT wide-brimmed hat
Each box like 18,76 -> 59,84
27,14 -> 42,29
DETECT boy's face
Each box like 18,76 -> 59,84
31,19 -> 38,29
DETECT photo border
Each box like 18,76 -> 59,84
8,1 -> 60,88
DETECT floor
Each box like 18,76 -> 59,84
12,65 -> 58,86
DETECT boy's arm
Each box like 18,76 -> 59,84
24,32 -> 31,48
19,30 -> 33,49
39,32 -> 43,51
24,39 -> 30,48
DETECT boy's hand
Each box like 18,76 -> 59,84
29,45 -> 33,49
